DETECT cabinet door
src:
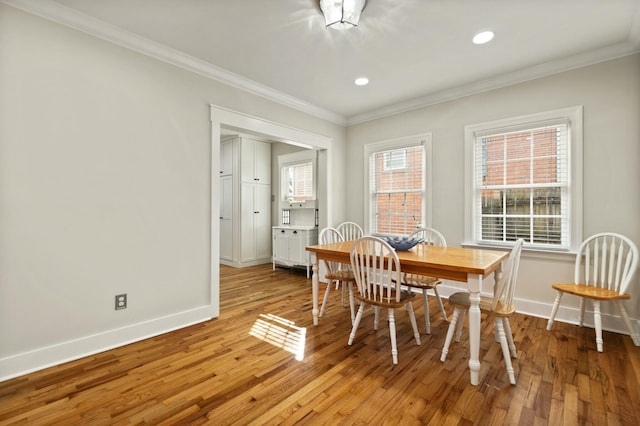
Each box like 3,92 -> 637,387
220,218 -> 233,260
240,183 -> 255,261
288,231 -> 303,264
219,176 -> 233,260
220,140 -> 233,176
240,138 -> 271,184
254,184 -> 272,260
254,140 -> 271,184
273,229 -> 289,263
240,139 -> 255,184
240,183 -> 271,262
220,176 -> 232,219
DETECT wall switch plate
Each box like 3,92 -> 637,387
115,294 -> 127,310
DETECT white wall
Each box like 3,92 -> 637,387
0,4 -> 346,380
346,54 -> 640,333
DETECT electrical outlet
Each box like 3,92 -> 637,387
115,294 -> 127,310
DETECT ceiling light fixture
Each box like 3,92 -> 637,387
354,77 -> 369,86
320,0 -> 367,29
473,31 -> 495,45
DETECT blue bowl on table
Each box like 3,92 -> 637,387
384,236 -> 423,251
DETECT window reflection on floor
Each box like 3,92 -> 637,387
249,313 -> 306,361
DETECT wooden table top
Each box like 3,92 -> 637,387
307,240 -> 508,282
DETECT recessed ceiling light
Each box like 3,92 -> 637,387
473,31 -> 494,45
355,77 -> 369,86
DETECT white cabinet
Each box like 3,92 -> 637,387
272,226 -> 318,278
219,135 -> 272,267
241,138 -> 271,184
240,183 -> 272,263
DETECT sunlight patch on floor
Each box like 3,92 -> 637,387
249,313 -> 306,361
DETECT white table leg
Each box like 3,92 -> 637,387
311,255 -> 319,326
467,273 -> 482,386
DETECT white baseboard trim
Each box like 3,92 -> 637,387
0,305 -> 212,382
219,258 -> 272,268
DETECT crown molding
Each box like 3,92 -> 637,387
3,0 -> 639,129
1,0 -> 348,126
347,40 -> 640,126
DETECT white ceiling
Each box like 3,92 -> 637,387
8,0 -> 640,125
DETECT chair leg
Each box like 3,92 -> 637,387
340,280 -> 346,307
441,307 -> 462,362
422,289 -> 431,335
578,297 -> 586,327
546,291 -> 564,331
455,310 -> 466,342
388,308 -> 398,365
432,287 -> 448,322
593,300 -> 603,352
319,281 -> 332,317
616,300 -> 640,346
374,306 -> 380,330
503,317 -> 517,358
406,302 -> 421,346
348,302 -> 365,346
348,282 -> 355,325
495,318 -> 516,385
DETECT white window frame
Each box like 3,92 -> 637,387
464,106 -> 583,252
364,133 -> 433,236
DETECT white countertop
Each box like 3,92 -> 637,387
272,225 -> 318,231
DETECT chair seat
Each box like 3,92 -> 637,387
551,283 -> 631,301
448,292 -> 516,317
354,289 -> 416,309
401,273 -> 441,289
325,269 -> 355,282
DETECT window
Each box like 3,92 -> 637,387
365,134 -> 432,235
283,161 -> 313,201
464,106 -> 583,251
279,150 -> 317,202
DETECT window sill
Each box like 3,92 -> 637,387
461,241 -> 577,261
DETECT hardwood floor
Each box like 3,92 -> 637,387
2,264 -> 639,425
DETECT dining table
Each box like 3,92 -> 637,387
306,240 -> 509,386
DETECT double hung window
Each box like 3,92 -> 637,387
365,134 -> 432,235
464,106 -> 583,250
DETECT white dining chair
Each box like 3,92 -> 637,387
349,236 -> 421,364
336,221 -> 363,241
318,227 -> 356,322
440,239 -> 523,385
546,232 -> 639,352
400,227 -> 449,334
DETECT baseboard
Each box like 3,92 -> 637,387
219,258 -> 272,268
0,305 -> 212,382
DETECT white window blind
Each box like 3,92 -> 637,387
286,161 -> 313,201
370,144 -> 424,235
473,117 -> 571,248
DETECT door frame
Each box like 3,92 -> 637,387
210,105 -> 333,317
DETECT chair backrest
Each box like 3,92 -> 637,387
410,227 -> 447,247
336,222 -> 364,241
350,236 -> 402,303
574,232 -> 639,294
492,239 -> 524,312
319,227 -> 345,275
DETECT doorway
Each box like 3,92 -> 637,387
210,105 -> 333,318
